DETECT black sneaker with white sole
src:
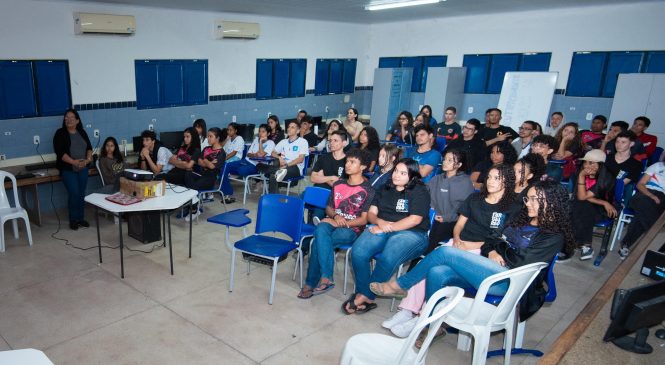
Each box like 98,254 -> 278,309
580,245 -> 594,261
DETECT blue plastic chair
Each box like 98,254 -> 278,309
435,136 -> 447,153
649,146 -> 663,166
229,194 -> 305,304
592,178 -> 625,266
281,154 -> 311,195
197,163 -> 229,216
292,187 -> 332,280
609,178 -> 637,252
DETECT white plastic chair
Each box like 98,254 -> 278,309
95,158 -> 105,186
443,262 -> 548,365
340,286 -> 464,365
0,171 -> 33,252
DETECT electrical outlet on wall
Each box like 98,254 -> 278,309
94,129 -> 100,138
325,106 -> 329,112
148,124 -> 154,131
33,135 -> 40,145
121,139 -> 127,145
0,154 -> 6,161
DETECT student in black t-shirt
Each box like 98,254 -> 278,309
299,116 -> 320,148
184,127 -> 226,221
310,130 -> 347,190
471,141 -> 517,190
445,118 -> 486,173
479,108 -> 517,146
357,126 -> 381,172
604,131 -> 643,185
553,122 -> 585,179
343,158 -> 430,314
166,127 -> 201,186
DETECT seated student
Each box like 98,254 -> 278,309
256,119 -> 309,194
139,130 -> 173,176
299,116 -> 320,148
193,118 -> 209,150
296,109 -> 307,122
165,127 -> 201,186
411,125 -> 442,183
544,111 -> 564,136
445,118 -> 486,173
512,120 -> 537,158
343,158 -> 430,315
581,115 -> 607,151
618,162 -> 665,259
98,137 -> 125,186
383,163 -> 515,337
471,141 -> 518,190
601,120 -> 646,158
369,143 -> 400,190
267,115 -> 285,144
532,121 -> 543,137
630,116 -> 657,160
357,126 -> 380,173
184,127 -> 226,221
514,153 -> 546,203
530,134 -> 563,183
435,106 -> 461,141
343,108 -> 364,142
412,113 -> 429,128
297,149 -> 375,299
371,181 -> 569,323
385,111 -> 414,144
480,108 -> 517,146
567,149 -> 617,261
553,122 -> 585,179
605,131 -> 643,186
310,130 -> 347,191
311,119 -> 349,153
419,105 -> 437,126
223,124 -> 276,199
219,123 -> 245,203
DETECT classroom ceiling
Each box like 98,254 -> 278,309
47,0 -> 664,23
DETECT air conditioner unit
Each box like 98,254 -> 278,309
215,21 -> 260,39
74,12 -> 136,35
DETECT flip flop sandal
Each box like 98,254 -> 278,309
312,282 -> 335,296
297,287 -> 314,299
354,301 -> 378,314
341,294 -> 358,315
370,282 -> 407,299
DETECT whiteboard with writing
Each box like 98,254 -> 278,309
497,72 -> 558,131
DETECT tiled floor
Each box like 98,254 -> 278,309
0,182 -> 650,364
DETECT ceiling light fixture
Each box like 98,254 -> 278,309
365,0 -> 443,11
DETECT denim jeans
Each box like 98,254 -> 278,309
396,246 -> 508,300
222,159 -> 258,195
61,167 -> 89,222
305,222 -> 358,288
351,227 -> 428,300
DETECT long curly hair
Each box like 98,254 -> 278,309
516,153 -> 546,186
555,122 -> 585,156
480,163 -> 516,211
508,180 -> 575,254
488,140 -> 518,165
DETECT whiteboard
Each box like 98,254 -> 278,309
497,72 -> 558,131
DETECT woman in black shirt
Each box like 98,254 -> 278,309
53,109 -> 93,230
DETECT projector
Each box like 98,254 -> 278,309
123,168 -> 154,181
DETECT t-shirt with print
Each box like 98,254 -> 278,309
328,179 -> 375,234
605,154 -> 642,183
644,162 -> 665,194
274,137 -> 309,174
175,146 -> 201,165
223,135 -> 245,160
312,153 -> 347,190
580,131 -> 605,150
372,183 -> 431,232
457,193 -> 514,242
411,148 -> 442,183
245,137 -> 275,166
479,125 -> 517,143
201,146 -> 225,174
435,122 -> 461,140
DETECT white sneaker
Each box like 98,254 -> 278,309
185,210 -> 200,222
390,316 -> 419,338
381,309 -> 414,330
275,168 -> 288,182
313,216 -> 321,226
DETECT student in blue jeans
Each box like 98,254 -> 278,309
370,180 -> 571,302
343,158 -> 431,314
297,149 -> 374,299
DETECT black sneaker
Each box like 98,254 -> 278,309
222,196 -> 236,204
556,251 -> 571,262
618,246 -> 630,260
580,246 -> 594,261
70,221 -> 79,230
78,220 -> 90,228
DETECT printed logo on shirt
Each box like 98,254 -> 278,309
337,166 -> 344,177
617,170 -> 627,179
440,188 -> 449,193
489,212 -> 504,229
293,146 -> 299,151
395,198 -> 409,213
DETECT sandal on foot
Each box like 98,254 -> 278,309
312,282 -> 335,296
341,294 -> 358,315
354,301 -> 378,314
370,282 -> 407,299
297,286 -> 314,299
415,327 -> 446,349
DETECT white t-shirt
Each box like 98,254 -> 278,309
224,135 -> 245,160
645,162 -> 665,194
200,135 -> 209,150
274,137 -> 309,174
156,146 -> 174,173
246,137 -> 276,166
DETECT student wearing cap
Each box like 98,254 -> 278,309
566,149 -> 617,261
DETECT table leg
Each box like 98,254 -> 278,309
95,207 -> 102,263
168,213 -> 174,275
162,212 -> 167,248
118,213 -> 125,278
189,201 -> 193,258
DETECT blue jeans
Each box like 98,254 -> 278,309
305,222 -> 358,288
351,227 -> 428,300
61,167 -> 89,222
396,246 -> 508,300
222,159 -> 257,195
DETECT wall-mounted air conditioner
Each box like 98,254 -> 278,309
74,12 -> 136,35
215,21 -> 260,39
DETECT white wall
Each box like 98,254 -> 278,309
0,0 -> 368,104
365,2 -> 665,88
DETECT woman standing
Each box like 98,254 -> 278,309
53,109 -> 93,230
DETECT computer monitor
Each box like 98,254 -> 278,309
159,131 -> 184,152
132,136 -> 143,154
603,280 -> 665,354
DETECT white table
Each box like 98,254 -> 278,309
0,349 -> 54,364
85,185 -> 198,278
